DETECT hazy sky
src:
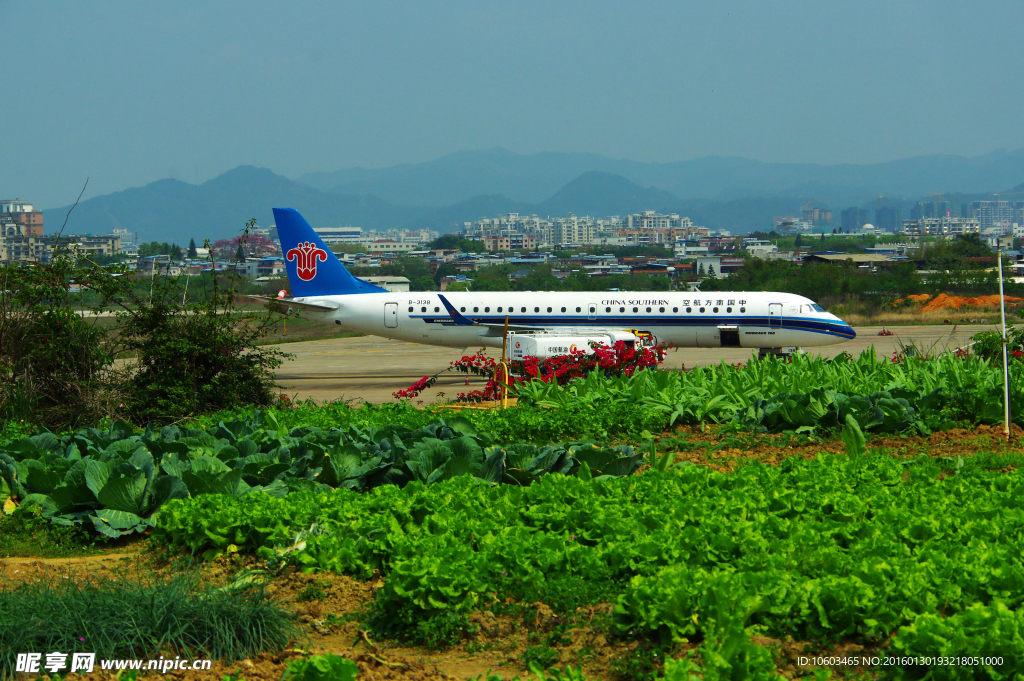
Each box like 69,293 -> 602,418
4,0 -> 1023,208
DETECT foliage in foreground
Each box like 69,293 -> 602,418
0,223 -> 288,430
278,653 -> 358,681
155,455 -> 1024,678
0,413 -> 643,537
212,346 -> 1023,442
0,571 -> 298,680
517,347 -> 1019,433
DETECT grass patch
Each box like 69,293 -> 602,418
0,506 -> 100,559
0,570 -> 300,678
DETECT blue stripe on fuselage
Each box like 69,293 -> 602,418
411,314 -> 855,339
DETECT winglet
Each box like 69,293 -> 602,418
437,294 -> 476,326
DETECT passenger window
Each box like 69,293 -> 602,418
497,307 -> 502,312
646,307 -> 651,313
460,307 -> 466,312
672,307 -> 678,312
473,307 -> 479,312
606,307 -> 611,312
576,307 -> 581,312
686,307 -> 692,313
727,307 -> 732,313
535,307 -> 540,312
713,307 -> 719,313
561,307 -> 566,312
408,306 -> 413,312
659,307 -> 665,312
740,306 -> 746,313
434,307 -> 439,312
521,307 -> 527,312
700,307 -> 705,313
633,307 -> 638,313
620,307 -> 625,312
547,307 -> 552,312
421,306 -> 426,312
484,307 -> 490,312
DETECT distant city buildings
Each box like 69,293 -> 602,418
900,217 -> 979,236
840,208 -> 871,232
111,228 -> 138,256
309,225 -> 438,248
773,216 -> 813,233
0,199 -> 43,236
464,210 -> 711,250
311,226 -> 363,243
970,200 -> 1017,233
911,200 -> 965,220
801,206 -> 832,227
874,206 -> 902,233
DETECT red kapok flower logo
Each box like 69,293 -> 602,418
286,242 -> 328,281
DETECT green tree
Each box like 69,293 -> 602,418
187,238 -> 198,259
0,218 -> 289,428
794,233 -> 803,248
429,234 -> 486,253
138,241 -> 176,258
698,263 -> 705,276
707,264 -> 716,278
433,263 -> 460,286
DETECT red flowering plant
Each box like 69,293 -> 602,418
393,342 -> 670,403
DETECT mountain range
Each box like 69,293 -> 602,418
44,148 -> 1024,244
298,147 -> 1024,207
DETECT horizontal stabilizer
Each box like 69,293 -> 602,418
250,295 -> 339,311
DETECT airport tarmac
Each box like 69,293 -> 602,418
271,323 -> 998,404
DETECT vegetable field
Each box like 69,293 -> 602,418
3,347 -> 1024,679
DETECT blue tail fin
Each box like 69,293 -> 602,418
273,208 -> 387,296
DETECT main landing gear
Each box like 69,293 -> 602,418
758,347 -> 800,360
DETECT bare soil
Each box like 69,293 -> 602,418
656,422 -> 1024,472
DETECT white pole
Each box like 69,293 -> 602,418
999,243 -> 1010,439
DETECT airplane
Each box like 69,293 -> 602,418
255,208 -> 856,358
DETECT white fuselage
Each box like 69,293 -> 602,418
288,290 -> 856,349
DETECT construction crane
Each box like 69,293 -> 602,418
855,194 -> 886,208
929,192 -> 944,202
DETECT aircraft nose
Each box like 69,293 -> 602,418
834,321 -> 856,339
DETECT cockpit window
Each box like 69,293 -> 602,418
811,303 -> 826,312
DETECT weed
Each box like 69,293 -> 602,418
366,603 -> 478,650
414,612 -> 479,650
280,653 -> 358,681
296,582 -> 327,602
521,645 -> 561,670
609,644 -> 667,681
0,505 -> 99,558
465,641 -> 497,654
573,645 -> 598,667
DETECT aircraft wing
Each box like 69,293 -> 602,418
250,295 -> 339,311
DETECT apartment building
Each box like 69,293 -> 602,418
0,199 -> 43,236
900,217 -> 980,236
